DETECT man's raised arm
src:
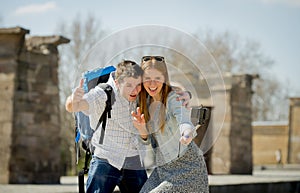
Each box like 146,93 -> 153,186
65,79 -> 89,112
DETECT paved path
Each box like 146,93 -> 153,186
0,165 -> 299,193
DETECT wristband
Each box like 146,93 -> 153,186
186,91 -> 192,99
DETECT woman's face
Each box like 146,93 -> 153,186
143,68 -> 165,100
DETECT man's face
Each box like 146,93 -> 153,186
116,76 -> 142,102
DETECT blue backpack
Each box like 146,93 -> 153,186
75,66 -> 116,193
75,65 -> 116,153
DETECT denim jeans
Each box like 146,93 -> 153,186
86,156 -> 148,193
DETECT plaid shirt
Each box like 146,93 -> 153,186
83,73 -> 144,170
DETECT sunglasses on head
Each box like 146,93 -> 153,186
142,56 -> 165,62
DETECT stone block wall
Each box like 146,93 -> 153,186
0,73 -> 15,183
288,98 -> 300,164
0,27 -> 69,184
0,27 -> 29,184
210,74 -> 255,174
252,121 -> 289,165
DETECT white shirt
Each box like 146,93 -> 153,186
83,73 -> 144,170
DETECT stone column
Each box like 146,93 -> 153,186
0,27 -> 29,184
288,97 -> 300,164
10,35 -> 69,184
210,74 -> 256,174
0,27 -> 70,184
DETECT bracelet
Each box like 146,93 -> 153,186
186,91 -> 192,99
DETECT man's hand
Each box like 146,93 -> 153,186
65,79 -> 87,112
176,91 -> 192,108
72,79 -> 85,103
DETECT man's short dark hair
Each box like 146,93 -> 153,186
115,60 -> 143,83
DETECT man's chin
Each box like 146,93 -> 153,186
128,95 -> 137,101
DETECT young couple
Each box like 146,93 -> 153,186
65,56 -> 209,193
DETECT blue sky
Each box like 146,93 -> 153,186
1,0 -> 300,96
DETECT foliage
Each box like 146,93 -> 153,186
56,13 -> 107,175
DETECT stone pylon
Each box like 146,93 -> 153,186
0,27 -> 69,184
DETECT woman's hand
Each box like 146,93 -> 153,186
131,107 -> 148,139
179,128 -> 194,145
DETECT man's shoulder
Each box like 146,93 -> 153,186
85,85 -> 108,102
97,82 -> 113,90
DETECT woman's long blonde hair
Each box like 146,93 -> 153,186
139,58 -> 172,133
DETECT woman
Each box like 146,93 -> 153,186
132,56 -> 209,193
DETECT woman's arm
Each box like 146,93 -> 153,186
168,92 -> 196,145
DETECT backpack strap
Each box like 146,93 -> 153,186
78,83 -> 115,192
95,83 -> 115,144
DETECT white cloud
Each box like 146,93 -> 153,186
261,0 -> 300,7
14,1 -> 57,15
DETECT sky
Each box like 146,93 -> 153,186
1,0 -> 300,96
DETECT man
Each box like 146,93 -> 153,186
65,60 -> 190,193
66,60 -> 147,193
